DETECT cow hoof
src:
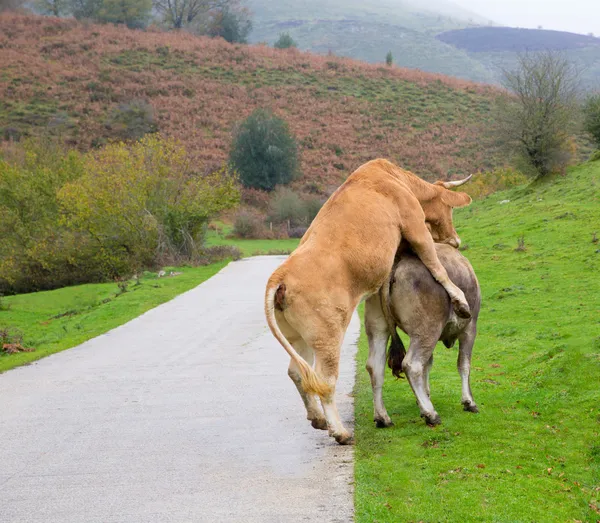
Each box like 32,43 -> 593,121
333,432 -> 354,445
375,418 -> 394,428
452,299 -> 472,319
463,402 -> 479,413
311,418 -> 328,430
423,413 -> 442,426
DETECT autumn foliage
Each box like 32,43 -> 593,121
0,135 -> 239,294
0,13 -> 503,196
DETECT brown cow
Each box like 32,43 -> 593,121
264,159 -> 472,444
365,243 -> 480,428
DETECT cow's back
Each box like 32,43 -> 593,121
390,244 -> 480,343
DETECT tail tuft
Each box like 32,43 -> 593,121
265,280 -> 332,398
387,331 -> 406,378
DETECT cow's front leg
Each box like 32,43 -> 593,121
402,223 -> 471,319
403,338 -> 441,426
365,295 -> 394,428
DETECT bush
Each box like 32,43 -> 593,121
60,135 -> 240,273
207,6 -> 252,44
230,108 -> 299,191
268,187 -> 306,227
105,99 -> 157,141
583,93 -> 600,148
267,188 -> 324,228
0,138 -> 97,294
0,135 -> 240,294
274,32 -> 297,49
386,51 -> 393,66
288,226 -> 308,239
199,245 -> 242,263
233,209 -> 265,238
464,167 -> 528,199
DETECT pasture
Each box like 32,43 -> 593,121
354,161 -> 600,521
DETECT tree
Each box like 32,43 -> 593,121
583,93 -> 600,148
274,32 -> 297,49
70,0 -> 102,19
385,51 -> 393,66
0,0 -> 22,11
230,109 -> 299,191
494,51 -> 580,177
34,0 -> 70,16
153,0 -> 231,29
96,0 -> 152,28
206,5 -> 252,43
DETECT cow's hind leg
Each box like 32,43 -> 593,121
423,354 -> 434,398
288,339 -> 327,430
364,295 -> 394,428
403,338 -> 441,426
458,325 -> 478,414
313,338 -> 353,445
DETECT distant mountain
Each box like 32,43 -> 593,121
247,0 -> 600,88
247,0 -> 496,83
437,27 -> 600,88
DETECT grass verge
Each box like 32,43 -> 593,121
0,263 -> 227,373
354,162 -> 600,522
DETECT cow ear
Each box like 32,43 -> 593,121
442,190 -> 472,208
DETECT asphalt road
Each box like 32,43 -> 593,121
0,256 -> 359,523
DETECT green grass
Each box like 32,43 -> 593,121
205,222 -> 300,257
0,263 -> 228,373
354,161 -> 600,522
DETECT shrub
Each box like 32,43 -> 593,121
207,6 -> 252,44
288,226 -> 308,239
583,93 -> 600,148
268,187 -> 306,227
230,108 -> 299,191
386,51 -> 393,66
464,167 -> 528,199
105,99 -> 157,141
233,209 -> 265,238
303,196 -> 324,223
274,32 -> 297,49
59,135 -> 240,273
200,245 -> 242,263
0,138 -> 96,294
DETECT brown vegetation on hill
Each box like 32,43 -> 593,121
0,13 -> 503,193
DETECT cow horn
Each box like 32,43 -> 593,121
441,174 -> 473,189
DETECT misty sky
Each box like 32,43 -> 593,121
452,0 -> 598,35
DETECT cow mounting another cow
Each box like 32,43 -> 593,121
264,159 -> 473,445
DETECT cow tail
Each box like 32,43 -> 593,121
380,274 -> 406,378
265,281 -> 332,398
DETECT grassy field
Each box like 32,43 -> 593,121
354,161 -> 600,521
0,263 -> 227,373
205,222 -> 299,257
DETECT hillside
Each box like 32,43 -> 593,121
0,13 -> 502,194
355,159 -> 600,520
247,0 -> 496,83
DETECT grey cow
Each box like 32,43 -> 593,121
364,243 -> 481,427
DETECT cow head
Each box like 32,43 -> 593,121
421,175 -> 473,248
